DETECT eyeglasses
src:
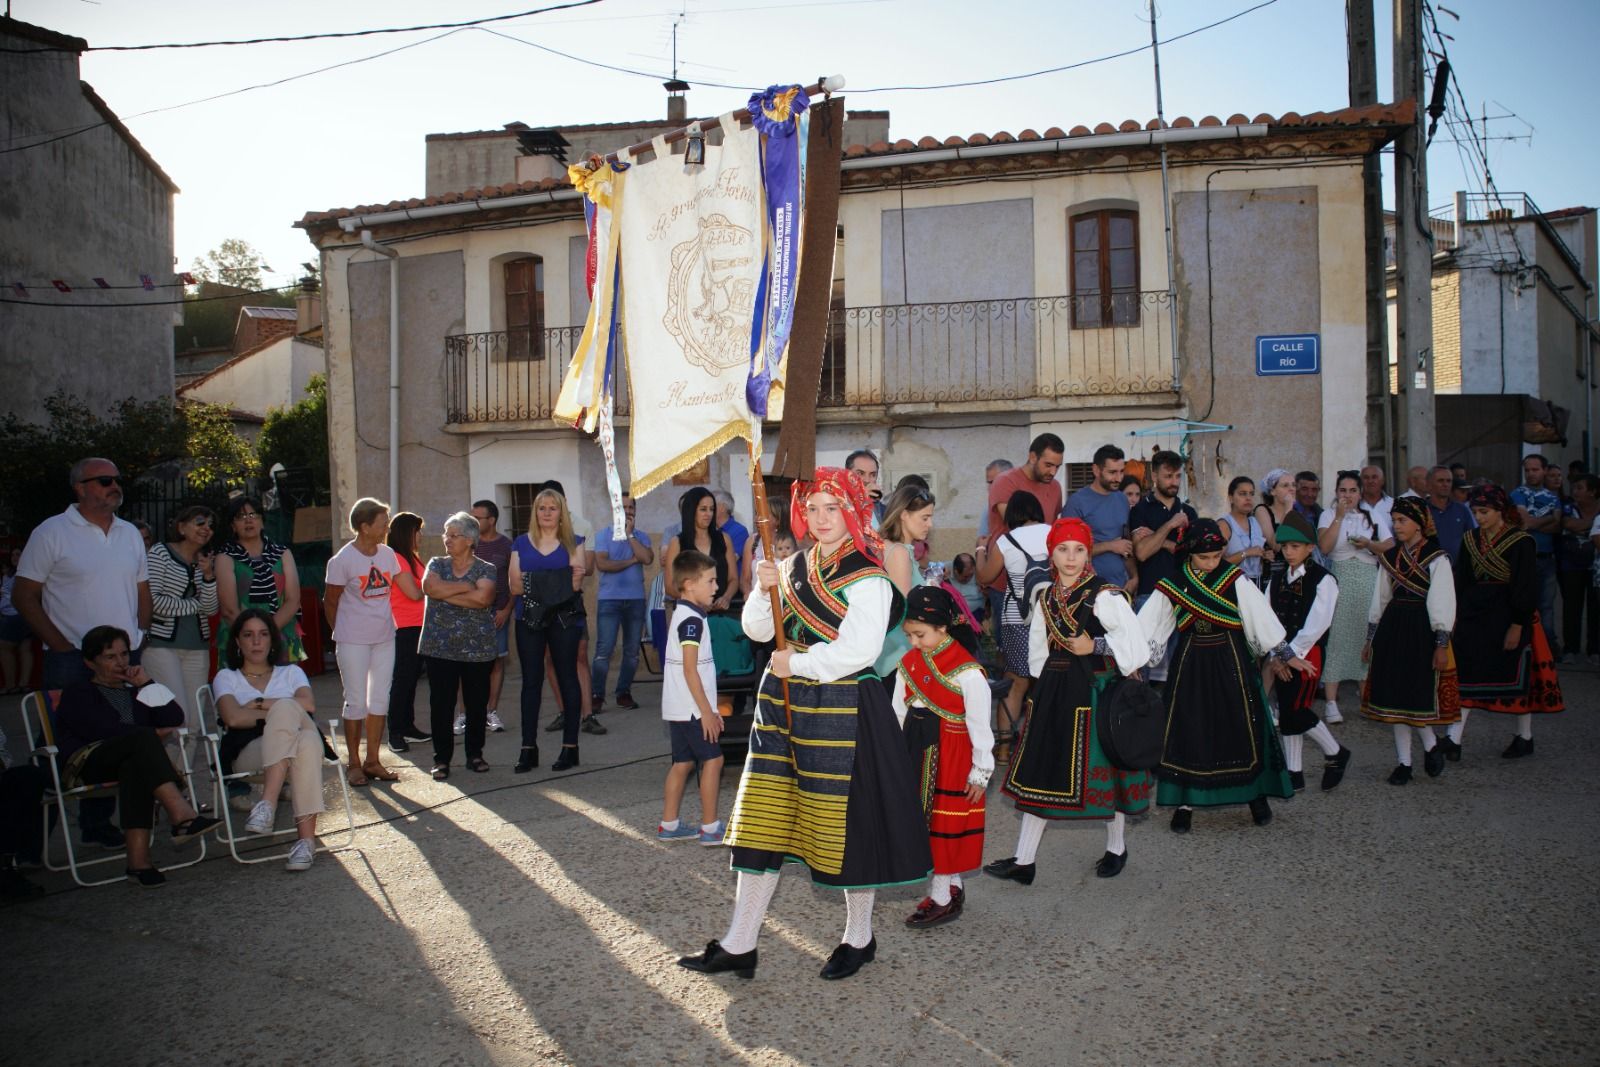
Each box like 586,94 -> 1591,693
234,511 -> 260,521
77,475 -> 123,487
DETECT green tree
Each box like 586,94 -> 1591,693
0,393 -> 256,536
256,373 -> 330,497
191,238 -> 272,290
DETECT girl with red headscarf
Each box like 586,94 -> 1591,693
983,518 -> 1153,885
679,468 -> 931,984
1449,484 -> 1564,760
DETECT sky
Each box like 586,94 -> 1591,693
12,0 -> 1598,288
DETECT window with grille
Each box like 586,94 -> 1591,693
507,483 -> 542,537
1063,463 -> 1095,494
1069,209 -> 1139,328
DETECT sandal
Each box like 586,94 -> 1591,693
362,763 -> 400,782
347,767 -> 370,787
431,764 -> 450,781
466,757 -> 490,773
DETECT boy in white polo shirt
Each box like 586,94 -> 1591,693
658,550 -> 726,845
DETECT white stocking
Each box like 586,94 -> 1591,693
842,889 -> 875,947
1415,726 -> 1437,752
1014,812 -> 1048,865
1306,721 -> 1340,757
1105,812 -> 1126,856
950,872 -> 963,890
1448,707 -> 1470,744
929,874 -> 953,906
1393,723 -> 1413,766
1282,734 -> 1304,773
719,870 -> 780,954
1517,713 -> 1533,740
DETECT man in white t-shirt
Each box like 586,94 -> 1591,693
14,457 -> 150,691
1359,465 -> 1394,522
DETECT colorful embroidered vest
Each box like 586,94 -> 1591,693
1156,562 -> 1245,632
778,541 -> 899,651
897,638 -> 984,723
1040,572 -> 1118,653
1270,561 -> 1332,652
1461,527 -> 1529,586
1378,541 -> 1446,602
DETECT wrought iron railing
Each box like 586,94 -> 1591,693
444,327 -> 631,424
819,292 -> 1176,406
448,294 -> 1174,424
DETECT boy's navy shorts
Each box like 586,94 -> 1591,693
668,719 -> 723,764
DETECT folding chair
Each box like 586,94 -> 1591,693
195,685 -> 356,864
22,689 -> 206,888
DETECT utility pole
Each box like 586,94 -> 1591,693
1392,0 -> 1436,473
1148,0 -> 1181,396
1348,0 -> 1393,484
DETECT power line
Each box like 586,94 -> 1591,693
0,283 -> 297,308
0,0 -> 602,53
482,0 -> 1285,94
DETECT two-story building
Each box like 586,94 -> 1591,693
298,96 -> 1410,558
0,17 -> 179,418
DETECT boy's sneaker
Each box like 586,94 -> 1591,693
453,713 -> 467,736
285,839 -> 315,872
657,823 -> 699,841
615,692 -> 640,710
582,714 -> 608,735
698,823 -> 726,846
486,710 -> 506,733
244,800 -> 274,835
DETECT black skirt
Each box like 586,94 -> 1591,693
1158,628 -> 1275,789
1362,598 -> 1460,725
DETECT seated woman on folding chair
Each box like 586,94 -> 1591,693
54,625 -> 222,887
212,608 -> 331,873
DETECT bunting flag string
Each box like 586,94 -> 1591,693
7,271 -> 195,294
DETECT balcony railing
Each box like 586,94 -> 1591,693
819,292 -> 1176,406
444,326 -> 630,425
446,293 -> 1175,425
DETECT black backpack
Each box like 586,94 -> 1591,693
1002,532 -> 1052,611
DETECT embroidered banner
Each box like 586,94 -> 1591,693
619,117 -> 766,497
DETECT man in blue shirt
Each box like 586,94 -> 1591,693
1511,453 -> 1562,650
1062,443 -> 1134,591
714,490 -> 750,562
591,495 -> 654,713
1425,465 -> 1476,561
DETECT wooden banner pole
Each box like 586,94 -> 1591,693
749,447 -> 792,730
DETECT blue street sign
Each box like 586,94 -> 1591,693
1255,334 -> 1320,376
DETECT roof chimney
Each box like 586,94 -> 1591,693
296,273 -> 322,336
664,79 -> 690,124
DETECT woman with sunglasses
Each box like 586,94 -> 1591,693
215,497 -> 305,666
142,505 -> 219,773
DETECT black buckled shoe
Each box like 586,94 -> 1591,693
1248,797 -> 1272,826
1288,770 -> 1306,792
1501,735 -> 1534,759
819,938 -> 876,980
1388,763 -> 1413,786
1436,735 -> 1462,762
1423,745 -> 1446,778
677,939 -> 757,979
1094,849 -> 1127,878
1169,807 -> 1192,834
1321,746 -> 1352,791
981,857 -> 1036,885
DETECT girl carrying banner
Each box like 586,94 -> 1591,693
678,468 -> 929,982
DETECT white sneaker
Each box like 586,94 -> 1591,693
486,710 -> 506,733
1323,702 -> 1344,725
285,839 -> 315,872
453,713 -> 466,736
244,800 -> 274,835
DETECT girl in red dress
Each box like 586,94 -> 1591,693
893,586 -> 994,928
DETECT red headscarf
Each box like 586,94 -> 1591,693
1467,483 -> 1522,527
791,466 -> 884,563
1046,517 -> 1093,554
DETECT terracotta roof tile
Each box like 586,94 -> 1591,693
300,102 -> 1416,228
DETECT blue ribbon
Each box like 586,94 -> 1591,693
746,84 -> 810,418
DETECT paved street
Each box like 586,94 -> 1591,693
3,664 -> 1595,1067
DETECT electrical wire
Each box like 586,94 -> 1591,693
0,0 -> 602,53
0,283 -> 297,308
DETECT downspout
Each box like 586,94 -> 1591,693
360,230 -> 401,510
